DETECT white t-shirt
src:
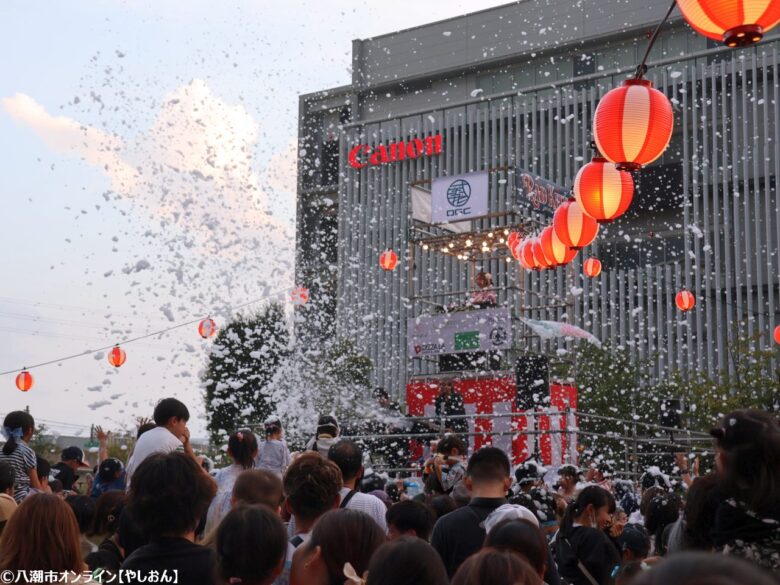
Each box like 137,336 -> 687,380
126,426 -> 183,484
338,487 -> 388,533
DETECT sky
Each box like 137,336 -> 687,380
0,0 -> 508,439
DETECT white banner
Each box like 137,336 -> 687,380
411,186 -> 471,233
431,172 -> 489,224
519,317 -> 602,348
407,307 -> 512,356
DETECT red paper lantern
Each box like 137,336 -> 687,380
583,257 -> 602,278
15,370 -> 33,392
774,325 -> 780,344
676,290 -> 696,312
553,199 -> 600,250
198,318 -> 217,339
379,249 -> 399,271
574,157 -> 634,223
291,287 -> 310,306
509,239 -> 524,260
593,79 -> 674,171
541,225 -> 578,267
108,345 -> 126,368
533,238 -> 553,269
507,232 -> 521,251
676,0 -> 780,47
518,240 -> 539,270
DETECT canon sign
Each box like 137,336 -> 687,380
348,134 -> 443,169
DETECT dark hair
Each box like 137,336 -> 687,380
307,509 -> 385,585
437,434 -> 467,456
631,552 -> 777,585
128,452 -> 216,539
366,537 -> 448,585
228,429 -> 258,470
89,491 -> 126,537
618,523 -> 651,558
0,461 -> 14,493
1,411 -> 34,456
710,409 -> 780,515
328,440 -> 363,482
429,495 -> 457,520
681,473 -> 720,551
152,398 -> 190,426
116,509 -> 148,557
264,418 -> 282,437
66,495 -> 95,534
35,455 -> 50,482
640,470 -> 671,492
283,452 -> 342,522
561,485 -> 616,535
373,388 -> 390,401
484,518 -> 548,576
386,501 -> 436,541
644,492 -> 682,555
137,422 -> 156,439
509,488 -> 557,525
467,447 -> 511,484
451,548 -> 542,585
639,486 -> 664,518
49,479 -> 63,493
216,505 -> 287,585
232,469 -> 283,509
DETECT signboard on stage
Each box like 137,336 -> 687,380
431,171 -> 489,224
514,168 -> 570,218
407,307 -> 512,356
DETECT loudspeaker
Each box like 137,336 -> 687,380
438,351 -> 502,372
659,399 -> 684,428
515,355 -> 549,410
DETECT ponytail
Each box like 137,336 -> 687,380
561,485 -> 615,535
2,411 -> 34,456
228,429 -> 258,470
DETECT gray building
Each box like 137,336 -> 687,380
296,0 -> 780,399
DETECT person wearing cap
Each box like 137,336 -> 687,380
557,464 -> 582,501
90,458 -> 126,498
305,415 -> 341,458
51,445 -> 90,492
617,523 -> 651,563
513,459 -> 546,495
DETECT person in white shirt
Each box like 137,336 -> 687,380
327,440 -> 388,532
304,415 -> 341,458
125,398 -> 195,485
256,417 -> 291,477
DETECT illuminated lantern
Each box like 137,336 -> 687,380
379,249 -> 399,271
574,157 -> 634,223
553,199 -> 599,250
533,238 -> 552,269
541,225 -> 578,267
593,79 -> 674,171
15,370 -> 33,392
675,290 -> 696,312
583,257 -> 602,278
198,318 -> 217,339
676,0 -> 780,47
108,345 -> 126,368
507,232 -> 521,251
774,325 -> 780,344
290,287 -> 310,306
518,240 -> 539,270
509,238 -> 525,260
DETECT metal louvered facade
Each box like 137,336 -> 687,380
297,2 -> 780,399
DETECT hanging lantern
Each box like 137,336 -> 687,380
198,318 -> 217,339
518,240 -> 539,270
774,325 -> 780,344
553,199 -> 600,250
108,345 -> 126,368
507,232 -> 522,254
290,287 -> 310,306
675,290 -> 696,312
533,238 -> 553,270
379,249 -> 399,271
583,257 -> 602,278
676,0 -> 780,47
574,157 -> 635,223
541,225 -> 578,267
593,79 -> 674,171
15,370 -> 33,392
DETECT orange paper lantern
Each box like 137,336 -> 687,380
108,345 -> 126,368
507,232 -> 521,251
574,157 -> 634,223
198,318 -> 217,339
774,324 -> 780,344
15,370 -> 33,392
553,199 -> 600,250
593,79 -> 674,171
583,257 -> 602,278
379,249 -> 399,271
676,0 -> 780,47
541,225 -> 578,267
518,240 -> 539,270
676,290 -> 696,312
532,238 -> 553,269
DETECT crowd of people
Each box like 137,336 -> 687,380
0,398 -> 777,585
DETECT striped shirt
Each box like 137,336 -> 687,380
0,441 -> 36,502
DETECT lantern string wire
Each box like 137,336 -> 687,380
1,287 -> 292,376
635,0 -> 678,80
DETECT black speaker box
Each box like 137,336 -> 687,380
438,351 -> 502,372
515,355 -> 549,410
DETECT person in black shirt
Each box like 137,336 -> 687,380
121,452 -> 217,585
52,446 -> 90,492
434,379 -> 468,436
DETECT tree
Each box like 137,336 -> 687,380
203,303 -> 290,444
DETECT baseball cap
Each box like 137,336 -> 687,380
483,503 -> 540,533
98,458 -> 124,483
618,523 -> 651,558
61,446 -> 90,468
317,415 -> 339,438
514,459 -> 547,486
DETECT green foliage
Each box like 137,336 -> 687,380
203,303 -> 290,444
28,423 -> 58,459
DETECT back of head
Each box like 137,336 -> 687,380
309,509 -> 386,583
484,518 -> 548,576
562,485 -> 616,534
217,505 -> 287,585
137,422 -> 156,439
89,490 -> 126,537
467,447 -> 511,485
0,461 -> 14,494
232,469 -> 283,509
0,493 -> 82,573
386,501 -> 436,541
366,536 -> 448,585
36,455 -> 51,483
429,495 -> 457,520
283,452 -> 342,522
116,508 -> 148,558
66,495 -> 95,534
228,429 -> 259,470
1,411 -> 34,456
152,397 -> 190,426
437,434 -> 467,456
328,440 -> 363,482
451,548 -> 542,585
264,416 -> 282,437
681,473 -> 720,551
128,451 -> 216,539
644,492 -> 682,552
631,552 -> 777,585
317,415 -> 339,438
617,523 -> 651,559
